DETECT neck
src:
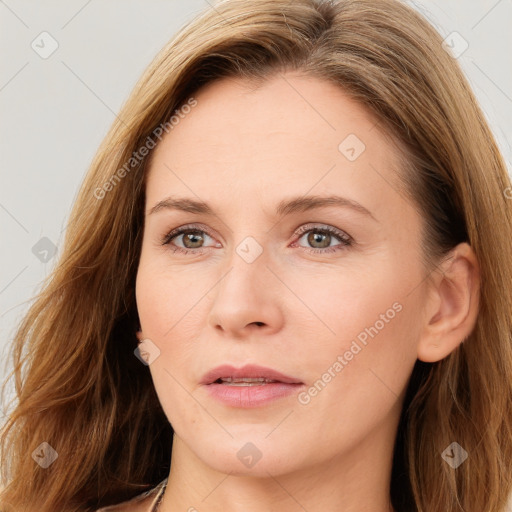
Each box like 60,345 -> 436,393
158,417 -> 399,512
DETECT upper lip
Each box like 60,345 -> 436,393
200,364 -> 303,385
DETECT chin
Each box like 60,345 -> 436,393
191,434 -> 305,477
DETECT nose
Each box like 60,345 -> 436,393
206,246 -> 285,338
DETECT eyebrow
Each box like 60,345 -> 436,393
147,194 -> 377,222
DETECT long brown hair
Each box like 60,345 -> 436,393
1,0 -> 511,510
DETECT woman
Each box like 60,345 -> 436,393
1,0 -> 511,511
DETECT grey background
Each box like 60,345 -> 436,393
0,2 -> 511,503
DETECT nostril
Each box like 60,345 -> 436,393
254,322 -> 264,326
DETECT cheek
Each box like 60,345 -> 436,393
135,252 -> 195,337
288,257 -> 420,398
291,277 -> 417,452
288,257 -> 409,342
135,260 -> 204,424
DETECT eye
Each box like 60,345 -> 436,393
160,224 -> 220,255
292,224 -> 353,254
160,223 -> 353,256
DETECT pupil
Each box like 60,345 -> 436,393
308,231 -> 330,248
184,231 -> 203,248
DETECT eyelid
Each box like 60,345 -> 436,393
294,222 -> 351,239
291,223 -> 353,251
160,223 -> 219,246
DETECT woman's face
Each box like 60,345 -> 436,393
135,72 -> 429,477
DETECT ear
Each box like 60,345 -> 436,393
135,328 -> 144,343
417,242 -> 480,363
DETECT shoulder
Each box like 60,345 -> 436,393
95,479 -> 167,512
96,500 -> 150,512
96,496 -> 153,512
95,500 -> 149,512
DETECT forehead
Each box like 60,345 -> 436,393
145,73 -> 410,222
167,73 -> 384,146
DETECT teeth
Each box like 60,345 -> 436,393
218,377 -> 277,385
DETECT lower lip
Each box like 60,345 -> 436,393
204,382 -> 304,408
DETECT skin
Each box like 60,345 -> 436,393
133,72 -> 480,512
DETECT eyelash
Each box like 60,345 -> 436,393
160,223 -> 353,255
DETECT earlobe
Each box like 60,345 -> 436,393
417,242 -> 480,363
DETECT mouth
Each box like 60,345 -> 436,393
200,364 -> 303,386
212,377 -> 284,386
200,364 -> 304,408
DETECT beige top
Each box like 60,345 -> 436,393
96,478 -> 168,512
